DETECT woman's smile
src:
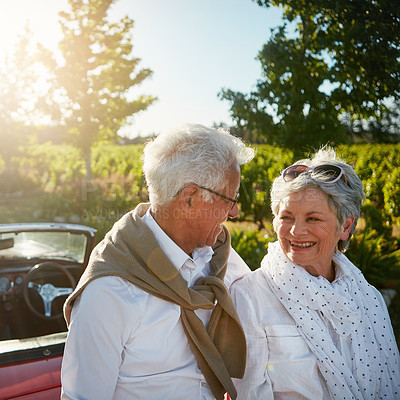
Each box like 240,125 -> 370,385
290,240 -> 316,249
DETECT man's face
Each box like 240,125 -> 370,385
186,165 -> 240,250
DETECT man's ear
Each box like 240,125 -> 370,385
340,216 -> 355,240
177,185 -> 198,209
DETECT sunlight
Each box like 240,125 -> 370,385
0,1 -> 67,63
0,1 -> 69,126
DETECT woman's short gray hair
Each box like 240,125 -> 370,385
271,148 -> 366,252
143,124 -> 255,206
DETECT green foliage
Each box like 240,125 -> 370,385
346,229 -> 400,289
221,0 -> 400,152
336,143 -> 400,237
388,293 -> 400,345
18,142 -> 85,192
256,0 -> 400,106
383,167 -> 400,224
352,102 -> 400,143
18,143 -> 148,224
239,145 -> 294,226
34,173 -> 138,233
231,230 -> 275,271
92,143 -> 144,179
0,170 -> 40,196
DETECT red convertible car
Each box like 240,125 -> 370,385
0,223 -> 96,400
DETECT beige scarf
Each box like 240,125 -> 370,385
64,203 -> 246,400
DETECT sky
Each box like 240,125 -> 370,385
0,0 -> 283,138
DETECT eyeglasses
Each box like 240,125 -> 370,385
175,183 -> 240,210
282,164 -> 348,185
196,185 -> 240,210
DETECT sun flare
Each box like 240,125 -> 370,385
0,1 -> 66,63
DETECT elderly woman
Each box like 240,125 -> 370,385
231,148 -> 400,399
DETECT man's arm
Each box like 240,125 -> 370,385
61,277 -> 144,400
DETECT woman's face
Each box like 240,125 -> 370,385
274,187 -> 353,279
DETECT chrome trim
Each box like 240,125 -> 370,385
0,223 -> 96,237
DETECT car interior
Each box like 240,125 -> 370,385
0,226 -> 95,342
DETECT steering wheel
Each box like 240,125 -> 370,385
23,262 -> 76,320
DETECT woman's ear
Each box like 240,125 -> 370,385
340,216 -> 355,240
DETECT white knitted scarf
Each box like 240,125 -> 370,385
261,241 -> 400,400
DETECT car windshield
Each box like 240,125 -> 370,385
0,231 -> 87,263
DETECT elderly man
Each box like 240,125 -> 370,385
61,124 -> 254,400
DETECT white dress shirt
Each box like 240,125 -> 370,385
61,210 -> 249,400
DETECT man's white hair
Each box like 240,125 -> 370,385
142,124 -> 255,206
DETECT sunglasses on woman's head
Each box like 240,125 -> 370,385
282,164 -> 348,185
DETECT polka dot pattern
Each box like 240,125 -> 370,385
261,241 -> 400,399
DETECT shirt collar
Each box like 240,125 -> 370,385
192,246 -> 214,269
332,255 -> 349,283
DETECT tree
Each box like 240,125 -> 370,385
351,101 -> 400,143
220,0 -> 400,153
41,0 -> 156,181
213,122 -> 268,144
